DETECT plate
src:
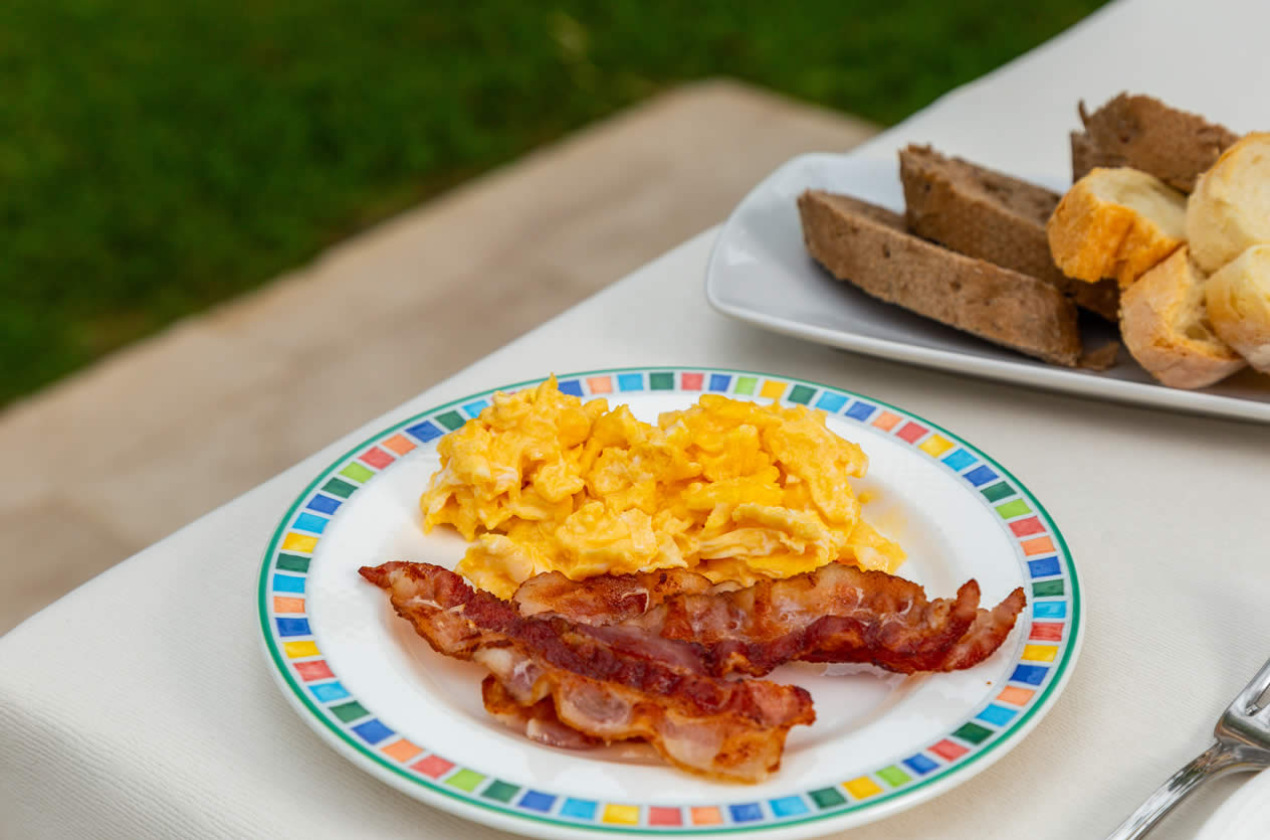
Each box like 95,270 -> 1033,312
704,153 -> 1270,424
1196,769 -> 1270,840
258,367 -> 1083,839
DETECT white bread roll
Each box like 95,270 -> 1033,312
1205,244 -> 1270,371
1120,247 -> 1246,389
1186,133 -> 1270,273
1048,167 -> 1186,287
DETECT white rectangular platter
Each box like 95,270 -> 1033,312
705,153 -> 1270,424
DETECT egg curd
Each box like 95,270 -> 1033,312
420,377 -> 903,599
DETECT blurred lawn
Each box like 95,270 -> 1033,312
0,0 -> 1108,405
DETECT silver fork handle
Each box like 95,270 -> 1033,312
1104,742 -> 1266,840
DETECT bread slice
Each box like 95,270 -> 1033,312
1047,167 -> 1187,288
1120,247 -> 1246,388
1205,244 -> 1270,372
1186,133 -> 1270,273
900,145 -> 1119,320
1071,93 -> 1239,193
797,190 -> 1082,366
1071,129 -> 1127,184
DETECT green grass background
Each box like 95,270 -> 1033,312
0,0 -> 1108,405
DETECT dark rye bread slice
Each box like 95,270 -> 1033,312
1071,129 -> 1124,181
899,145 -> 1120,321
798,190 -> 1082,367
1072,93 -> 1239,193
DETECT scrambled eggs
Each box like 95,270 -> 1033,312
421,377 -> 904,598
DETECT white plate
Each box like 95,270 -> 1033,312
1196,769 -> 1270,840
704,153 -> 1270,424
258,367 -> 1083,838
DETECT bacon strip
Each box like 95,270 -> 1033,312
359,561 -> 815,783
514,568 -> 718,624
937,587 -> 1029,670
515,564 -> 1024,676
479,676 -> 601,750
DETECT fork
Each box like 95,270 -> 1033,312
1104,655 -> 1270,839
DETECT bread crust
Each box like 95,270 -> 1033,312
798,189 -> 1082,366
1071,130 -> 1127,184
1185,133 -> 1270,273
1119,247 -> 1246,388
1205,244 -> 1270,372
1047,168 -> 1186,287
1072,93 -> 1239,193
900,145 -> 1119,320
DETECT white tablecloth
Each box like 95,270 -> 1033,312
3,0 -> 1270,837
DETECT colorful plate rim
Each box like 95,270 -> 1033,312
257,366 -> 1083,838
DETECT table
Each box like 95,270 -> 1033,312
3,0 -> 1269,836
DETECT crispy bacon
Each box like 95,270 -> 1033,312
514,564 -> 1024,676
359,562 -> 815,783
514,568 -> 718,624
937,586 -> 1029,670
480,676 -> 600,750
